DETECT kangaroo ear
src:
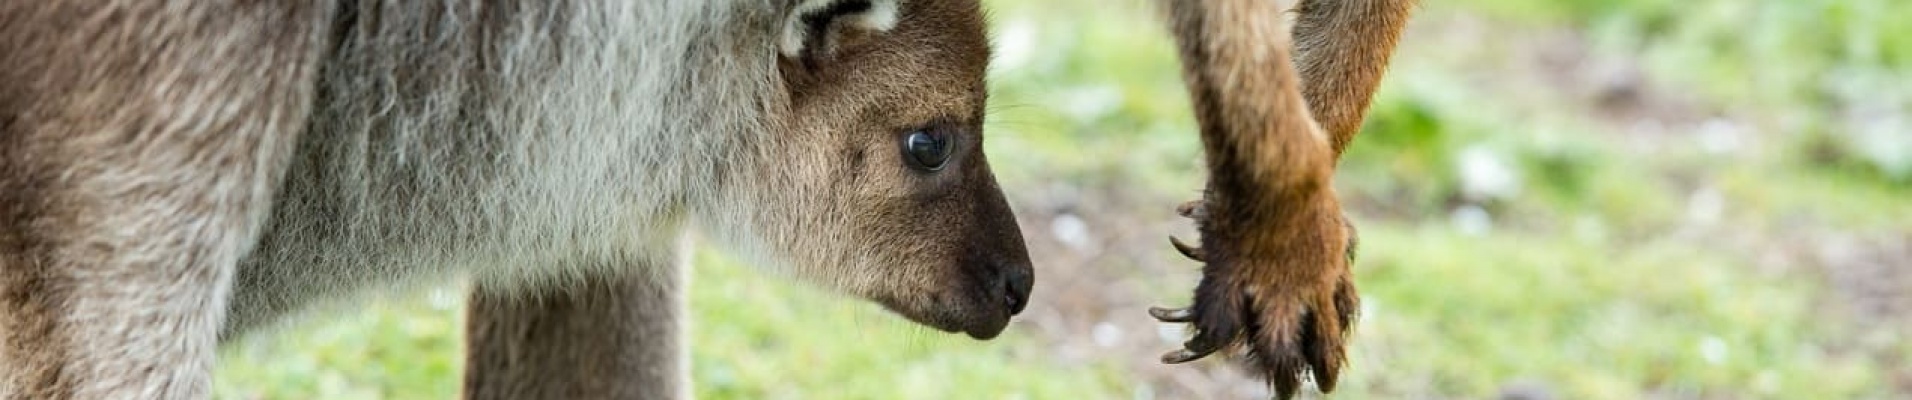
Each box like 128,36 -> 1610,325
780,0 -> 900,68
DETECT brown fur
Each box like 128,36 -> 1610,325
1,1 -> 1026,399
465,267 -> 687,399
1152,0 -> 1414,398
762,0 -> 1029,337
1295,0 -> 1418,156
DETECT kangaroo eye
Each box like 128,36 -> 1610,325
902,130 -> 951,171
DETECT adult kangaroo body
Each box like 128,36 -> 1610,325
0,1 -> 1030,398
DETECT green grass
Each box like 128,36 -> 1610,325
684,251 -> 1128,400
1343,224 -> 1880,398
217,291 -> 464,399
217,251 -> 1128,399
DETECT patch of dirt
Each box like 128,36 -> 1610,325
1807,231 -> 1912,392
1814,232 -> 1912,329
1007,180 -> 1279,399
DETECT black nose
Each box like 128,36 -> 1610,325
997,265 -> 1033,315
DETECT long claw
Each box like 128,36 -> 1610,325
1176,200 -> 1207,220
1272,370 -> 1302,400
1169,236 -> 1204,261
1149,306 -> 1195,322
1160,348 -> 1212,364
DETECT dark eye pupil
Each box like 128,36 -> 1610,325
904,131 -> 950,171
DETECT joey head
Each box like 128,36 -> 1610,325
731,0 -> 1033,339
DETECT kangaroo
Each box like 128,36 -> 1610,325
1150,0 -> 1415,398
0,0 -> 1029,398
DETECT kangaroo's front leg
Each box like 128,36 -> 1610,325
464,258 -> 687,400
1152,0 -> 1414,397
1149,0 -> 1408,398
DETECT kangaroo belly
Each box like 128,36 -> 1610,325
222,1 -> 774,337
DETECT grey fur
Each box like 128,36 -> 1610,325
4,0 -> 1025,398
229,1 -> 778,336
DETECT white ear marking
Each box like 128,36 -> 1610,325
856,0 -> 901,31
779,0 -> 901,59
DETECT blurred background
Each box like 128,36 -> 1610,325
215,0 -> 1912,398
